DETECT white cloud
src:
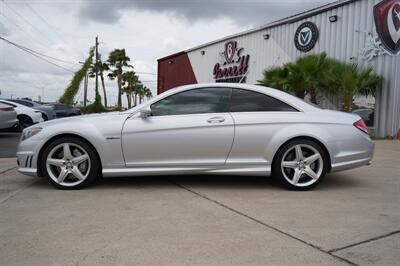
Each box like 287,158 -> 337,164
0,0 -> 333,106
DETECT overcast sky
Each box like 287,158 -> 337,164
0,0 -> 333,106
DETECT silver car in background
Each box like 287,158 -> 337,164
0,102 -> 18,130
17,83 -> 374,190
7,99 -> 56,121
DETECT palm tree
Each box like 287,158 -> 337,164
258,66 -> 288,91
122,71 -> 139,108
284,62 -> 308,99
143,86 -> 153,101
88,59 -> 109,108
294,52 -> 327,104
321,60 -> 382,112
107,49 -> 132,108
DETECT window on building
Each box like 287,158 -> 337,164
151,87 -> 232,116
229,89 -> 298,112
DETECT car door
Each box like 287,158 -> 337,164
226,88 -> 300,165
53,104 -> 65,117
121,87 -> 234,167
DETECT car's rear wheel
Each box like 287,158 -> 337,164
41,137 -> 100,189
273,139 -> 328,190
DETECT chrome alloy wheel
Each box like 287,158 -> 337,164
280,144 -> 323,188
46,143 -> 91,187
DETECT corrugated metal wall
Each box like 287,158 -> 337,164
187,0 -> 400,137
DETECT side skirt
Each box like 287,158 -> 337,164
102,164 -> 271,178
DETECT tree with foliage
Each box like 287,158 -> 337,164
258,66 -> 288,91
321,59 -> 382,112
293,52 -> 327,104
59,48 -> 94,105
142,86 -> 153,102
122,70 -> 139,108
107,49 -> 132,108
89,59 -> 109,108
259,53 -> 382,111
259,63 -> 307,99
259,53 -> 327,104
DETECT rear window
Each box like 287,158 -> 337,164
229,89 -> 298,112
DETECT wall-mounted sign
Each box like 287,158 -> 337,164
294,22 -> 319,52
374,0 -> 400,55
213,41 -> 250,83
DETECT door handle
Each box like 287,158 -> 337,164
207,117 -> 225,123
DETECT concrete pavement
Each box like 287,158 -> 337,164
0,140 -> 399,265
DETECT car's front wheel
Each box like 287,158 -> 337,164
273,139 -> 328,190
41,137 -> 100,189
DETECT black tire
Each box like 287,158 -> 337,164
17,115 -> 33,131
42,113 -> 48,121
272,139 -> 328,191
41,137 -> 101,189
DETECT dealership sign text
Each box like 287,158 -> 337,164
213,41 -> 250,83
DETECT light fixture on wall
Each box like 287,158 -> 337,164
200,50 -> 205,55
263,34 -> 270,40
168,60 -> 173,64
329,15 -> 338,23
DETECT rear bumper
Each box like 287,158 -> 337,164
331,157 -> 372,172
329,136 -> 374,172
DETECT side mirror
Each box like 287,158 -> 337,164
139,107 -> 151,119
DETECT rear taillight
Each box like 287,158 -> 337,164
0,107 -> 14,112
354,119 -> 369,135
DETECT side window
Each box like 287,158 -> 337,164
54,105 -> 62,110
229,89 -> 298,112
151,88 -> 231,116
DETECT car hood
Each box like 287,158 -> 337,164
35,111 -> 129,128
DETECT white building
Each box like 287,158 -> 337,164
158,0 -> 400,137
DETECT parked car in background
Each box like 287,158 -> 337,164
0,100 -> 44,130
0,102 -> 18,130
45,103 -> 81,118
352,108 -> 374,127
7,99 -> 56,121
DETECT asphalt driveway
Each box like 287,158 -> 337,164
0,141 -> 399,265
0,132 -> 20,158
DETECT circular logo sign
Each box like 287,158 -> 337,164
294,22 -> 319,52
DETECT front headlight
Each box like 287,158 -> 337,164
21,127 -> 42,141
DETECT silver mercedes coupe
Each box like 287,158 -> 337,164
17,83 -> 374,190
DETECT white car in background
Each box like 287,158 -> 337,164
0,100 -> 44,130
0,102 -> 18,130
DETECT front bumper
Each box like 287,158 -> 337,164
16,137 -> 43,177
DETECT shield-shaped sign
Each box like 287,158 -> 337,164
224,41 -> 237,63
374,0 -> 400,54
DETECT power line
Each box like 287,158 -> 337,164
0,36 -> 76,73
0,12 -> 49,49
0,35 -> 81,65
1,0 -> 54,43
22,0 -> 86,57
136,71 -> 157,75
17,45 -> 82,65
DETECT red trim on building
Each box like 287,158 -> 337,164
157,51 -> 197,94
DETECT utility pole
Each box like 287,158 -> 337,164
95,36 -> 99,102
83,73 -> 88,107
